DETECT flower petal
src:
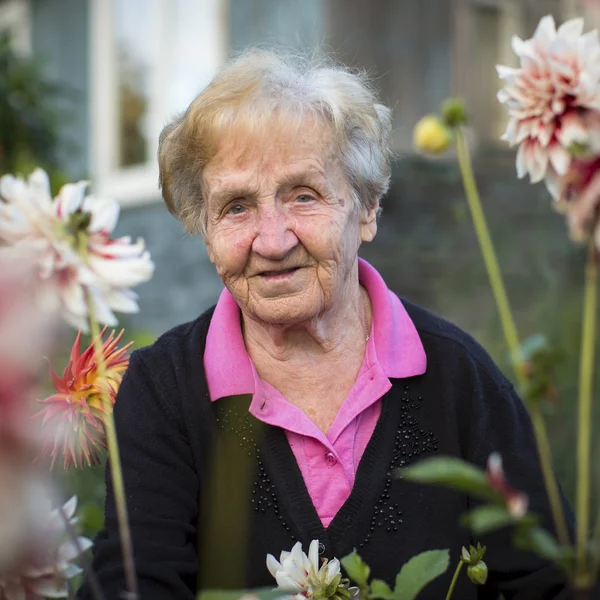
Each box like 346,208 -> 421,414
267,554 -> 283,579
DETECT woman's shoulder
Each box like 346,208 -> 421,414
398,297 -> 512,391
116,306 -> 217,437
123,305 -> 217,412
133,305 -> 216,368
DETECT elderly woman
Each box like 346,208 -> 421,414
80,51 -> 573,600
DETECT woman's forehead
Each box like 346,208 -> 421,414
205,123 -> 337,181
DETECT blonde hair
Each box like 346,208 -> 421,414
158,48 -> 393,235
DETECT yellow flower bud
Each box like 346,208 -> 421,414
413,115 -> 452,155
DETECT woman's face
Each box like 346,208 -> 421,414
203,119 -> 377,325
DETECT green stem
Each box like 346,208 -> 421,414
445,561 -> 464,600
454,128 -> 571,549
87,299 -> 138,600
576,242 -> 598,572
531,408 -> 571,547
455,129 -> 525,386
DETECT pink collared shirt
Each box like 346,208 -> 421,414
204,258 -> 427,527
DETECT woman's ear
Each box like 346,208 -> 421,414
360,199 -> 379,243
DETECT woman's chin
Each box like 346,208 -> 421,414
249,295 -> 322,325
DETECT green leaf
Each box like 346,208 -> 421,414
341,551 -> 371,586
513,526 -> 562,562
197,588 -> 280,600
393,549 -> 450,600
400,457 -> 498,503
370,579 -> 394,600
461,506 -> 539,536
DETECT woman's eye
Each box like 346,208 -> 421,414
295,194 -> 313,203
228,203 -> 246,215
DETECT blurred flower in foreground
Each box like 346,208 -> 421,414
267,540 -> 357,600
0,496 -> 92,600
0,168 -> 155,331
36,327 -> 132,469
497,16 -> 600,183
413,115 -> 452,155
487,453 -> 529,518
0,254 -> 57,572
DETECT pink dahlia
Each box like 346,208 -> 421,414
36,328 -> 132,469
0,169 -> 154,331
497,16 -> 600,183
546,156 -> 600,246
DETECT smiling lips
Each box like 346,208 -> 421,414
258,266 -> 301,280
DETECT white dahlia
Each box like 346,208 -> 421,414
497,15 -> 600,183
267,540 -> 357,600
0,169 -> 154,331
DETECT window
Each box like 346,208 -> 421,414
90,0 -> 227,206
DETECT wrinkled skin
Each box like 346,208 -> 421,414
204,119 -> 376,332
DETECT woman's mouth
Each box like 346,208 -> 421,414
259,267 -> 301,280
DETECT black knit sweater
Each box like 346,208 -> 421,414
79,300 -> 579,600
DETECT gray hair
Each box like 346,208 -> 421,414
158,48 -> 393,235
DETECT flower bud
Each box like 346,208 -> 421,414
413,116 -> 452,155
441,98 -> 468,127
467,560 -> 488,585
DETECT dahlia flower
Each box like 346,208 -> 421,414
0,168 -> 154,331
487,453 -> 529,518
36,327 -> 132,468
0,495 -> 92,600
497,16 -> 600,183
545,155 -> 600,247
267,541 -> 357,600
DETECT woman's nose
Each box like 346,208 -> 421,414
251,205 -> 298,260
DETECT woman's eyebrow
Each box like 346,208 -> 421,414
209,186 -> 258,206
278,168 -> 327,188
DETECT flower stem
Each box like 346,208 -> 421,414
454,128 -> 570,549
455,129 -> 524,384
576,242 -> 598,573
444,560 -> 463,600
87,300 -> 138,600
530,408 -> 571,547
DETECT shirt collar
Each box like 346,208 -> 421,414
204,258 -> 427,401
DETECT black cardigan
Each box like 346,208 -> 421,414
78,300 -> 578,600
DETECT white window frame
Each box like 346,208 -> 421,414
89,0 -> 228,207
0,0 -> 31,55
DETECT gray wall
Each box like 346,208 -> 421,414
31,0 -> 90,178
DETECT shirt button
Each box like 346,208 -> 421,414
325,451 -> 337,466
